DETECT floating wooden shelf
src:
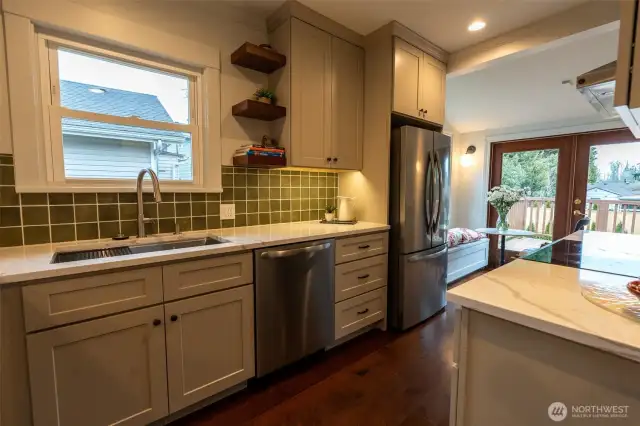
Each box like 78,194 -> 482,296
231,42 -> 286,74
232,100 -> 286,121
233,155 -> 286,168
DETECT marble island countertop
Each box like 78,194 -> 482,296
0,221 -> 389,285
448,232 -> 640,363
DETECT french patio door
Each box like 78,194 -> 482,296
489,129 -> 640,255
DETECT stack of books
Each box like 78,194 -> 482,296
234,144 -> 285,159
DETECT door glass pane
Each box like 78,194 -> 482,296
500,149 -> 559,251
585,142 -> 640,234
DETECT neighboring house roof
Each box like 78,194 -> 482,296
587,182 -> 640,197
60,80 -> 187,144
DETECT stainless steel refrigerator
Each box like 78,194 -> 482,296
389,126 -> 450,330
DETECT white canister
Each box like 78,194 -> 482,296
337,196 -> 356,221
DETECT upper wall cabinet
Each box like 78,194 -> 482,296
393,37 -> 446,126
270,18 -> 364,170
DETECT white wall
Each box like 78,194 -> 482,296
450,130 -> 489,229
1,0 -> 270,161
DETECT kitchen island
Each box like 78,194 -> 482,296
447,231 -> 640,425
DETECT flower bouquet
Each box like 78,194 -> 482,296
487,186 -> 525,231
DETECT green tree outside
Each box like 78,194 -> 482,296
501,149 -> 558,197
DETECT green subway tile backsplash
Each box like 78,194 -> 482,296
0,155 -> 339,247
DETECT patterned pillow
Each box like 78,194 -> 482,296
447,228 -> 487,247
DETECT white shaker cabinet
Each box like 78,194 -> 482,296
393,38 -> 423,119
331,36 -> 364,170
421,53 -> 446,126
164,285 -> 255,413
290,18 -> 333,169
27,306 -> 169,426
271,18 -> 364,170
393,37 -> 446,126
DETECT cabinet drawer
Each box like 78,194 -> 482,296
335,232 -> 388,264
23,267 -> 163,332
335,287 -> 386,340
335,254 -> 387,302
163,252 -> 253,301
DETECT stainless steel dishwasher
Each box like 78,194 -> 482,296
255,239 -> 335,377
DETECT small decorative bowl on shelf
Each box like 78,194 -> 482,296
628,280 -> 640,298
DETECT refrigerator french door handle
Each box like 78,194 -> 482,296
424,151 -> 432,231
432,152 -> 443,234
407,246 -> 448,262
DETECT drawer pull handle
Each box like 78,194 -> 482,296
357,274 -> 370,279
152,319 -> 162,326
358,244 -> 370,249
357,308 -> 369,315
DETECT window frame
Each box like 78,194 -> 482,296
37,33 -> 204,189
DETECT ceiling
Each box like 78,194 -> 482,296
256,0 -> 590,52
74,0 -> 594,53
445,27 -> 619,134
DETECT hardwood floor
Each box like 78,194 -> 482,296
172,270 -> 487,426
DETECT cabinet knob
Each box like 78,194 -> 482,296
424,109 -> 428,115
326,157 -> 332,162
333,158 -> 338,162
170,315 -> 179,322
153,319 -> 162,326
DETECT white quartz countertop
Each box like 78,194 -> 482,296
0,221 -> 389,285
447,235 -> 640,362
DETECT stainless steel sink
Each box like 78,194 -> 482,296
51,237 -> 229,264
128,237 -> 228,254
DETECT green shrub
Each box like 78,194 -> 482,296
527,222 -> 536,232
615,221 -> 624,233
590,223 -> 596,231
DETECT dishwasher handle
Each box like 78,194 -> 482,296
260,242 -> 332,259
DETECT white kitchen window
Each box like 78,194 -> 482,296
39,36 -> 203,186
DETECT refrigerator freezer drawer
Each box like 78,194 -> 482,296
334,287 -> 386,339
398,245 -> 447,329
335,254 -> 388,302
335,232 -> 389,264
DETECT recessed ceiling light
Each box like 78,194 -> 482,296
468,20 -> 486,32
88,88 -> 106,94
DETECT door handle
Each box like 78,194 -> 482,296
260,242 -> 332,258
573,210 -> 584,216
425,151 -> 432,230
408,246 -> 447,262
432,152 -> 443,234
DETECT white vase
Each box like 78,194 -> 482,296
325,213 -> 335,222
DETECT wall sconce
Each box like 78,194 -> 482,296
460,145 -> 476,168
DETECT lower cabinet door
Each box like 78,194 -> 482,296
27,306 -> 169,426
164,285 -> 255,413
